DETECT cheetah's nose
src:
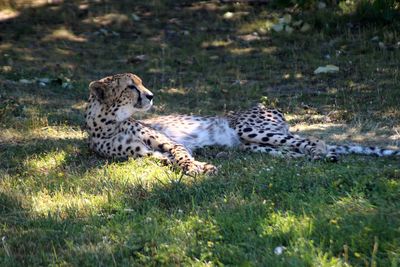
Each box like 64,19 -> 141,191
145,94 -> 153,101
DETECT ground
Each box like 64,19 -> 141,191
0,0 -> 399,266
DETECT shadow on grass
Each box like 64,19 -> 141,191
118,158 -> 399,265
1,0 -> 400,121
0,190 -> 111,266
2,155 -> 398,265
0,0 -> 399,265
0,137 -> 91,172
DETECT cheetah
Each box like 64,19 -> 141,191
84,73 -> 400,175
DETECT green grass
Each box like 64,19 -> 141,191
0,0 -> 399,266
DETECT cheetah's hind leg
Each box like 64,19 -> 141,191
240,142 -> 305,158
239,127 -> 338,162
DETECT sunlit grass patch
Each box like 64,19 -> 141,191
238,18 -> 275,34
42,27 -> 87,43
262,212 -> 313,239
0,8 -> 20,22
24,150 -> 67,173
83,13 -> 131,27
31,190 -> 108,218
0,126 -> 85,144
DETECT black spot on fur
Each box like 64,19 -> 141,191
248,133 -> 257,138
262,137 -> 269,142
243,128 -> 252,132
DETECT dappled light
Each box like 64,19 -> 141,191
261,212 -> 312,238
24,150 -> 68,174
31,190 -> 108,218
290,120 -> 400,147
42,27 -> 87,42
0,9 -> 20,21
0,0 -> 399,265
83,12 -> 131,28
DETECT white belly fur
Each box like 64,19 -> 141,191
141,115 -> 240,152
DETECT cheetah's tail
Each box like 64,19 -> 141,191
328,144 -> 400,157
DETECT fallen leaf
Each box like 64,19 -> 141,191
281,14 -> 292,24
318,1 -> 327,9
272,23 -> 284,32
292,20 -> 303,27
314,65 -> 339,74
223,12 -> 234,19
300,23 -> 311,32
370,36 -> 379,42
131,13 -> 140,21
62,82 -> 74,89
274,246 -> 285,255
285,25 -> 294,34
37,78 -> 50,84
19,79 -> 33,84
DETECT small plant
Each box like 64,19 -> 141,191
354,0 -> 399,22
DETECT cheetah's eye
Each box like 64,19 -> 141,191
127,85 -> 137,90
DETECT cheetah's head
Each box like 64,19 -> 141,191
89,73 -> 154,121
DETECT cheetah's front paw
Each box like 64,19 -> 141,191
197,161 -> 218,175
183,160 -> 218,176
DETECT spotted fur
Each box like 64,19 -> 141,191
85,73 -> 399,175
84,73 -> 216,175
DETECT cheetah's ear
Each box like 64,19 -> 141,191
89,81 -> 107,103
